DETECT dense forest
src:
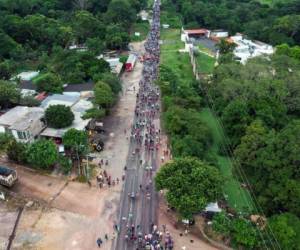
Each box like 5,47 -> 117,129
163,0 -> 300,45
0,0 -> 147,82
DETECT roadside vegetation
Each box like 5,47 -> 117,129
157,0 -> 300,249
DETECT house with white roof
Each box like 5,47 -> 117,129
0,106 -> 45,143
230,34 -> 274,64
40,94 -> 92,139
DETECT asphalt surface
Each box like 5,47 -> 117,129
115,1 -> 161,249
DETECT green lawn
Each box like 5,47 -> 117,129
195,52 -> 216,74
257,0 -> 293,5
200,108 -> 254,213
160,28 -> 194,82
130,22 -> 150,42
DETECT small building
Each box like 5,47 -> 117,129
125,54 -> 137,72
40,99 -> 93,140
63,82 -> 94,98
185,29 -> 209,38
209,30 -> 229,38
230,34 -> 274,64
0,106 -> 45,143
104,57 -> 123,76
162,24 -> 170,29
40,94 -> 80,110
18,81 -> 37,96
11,71 -> 39,81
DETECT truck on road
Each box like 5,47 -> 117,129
0,166 -> 17,187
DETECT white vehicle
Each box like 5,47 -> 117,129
0,166 -> 17,187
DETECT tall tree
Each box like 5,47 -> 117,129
155,157 -> 223,219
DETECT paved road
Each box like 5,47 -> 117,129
115,0 -> 161,249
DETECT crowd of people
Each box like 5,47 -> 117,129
122,0 -> 174,249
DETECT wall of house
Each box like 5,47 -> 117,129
0,126 -> 5,133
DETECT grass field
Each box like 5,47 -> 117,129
160,28 -> 194,82
195,52 -> 216,74
200,109 -> 254,213
257,0 -> 292,5
130,22 -> 150,42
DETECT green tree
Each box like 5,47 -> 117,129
62,128 -> 88,156
231,218 -> 259,249
26,139 -> 58,169
268,213 -> 300,250
7,139 -> 27,163
0,132 -> 14,151
0,80 -> 20,108
58,155 -> 72,174
45,105 -> 74,128
94,81 -> 114,109
93,72 -> 122,95
155,157 -> 223,219
105,0 -> 136,29
216,39 -> 236,55
35,73 -> 63,93
0,60 -> 15,80
72,10 -> 105,43
105,24 -> 130,50
62,128 -> 88,174
212,212 -> 231,236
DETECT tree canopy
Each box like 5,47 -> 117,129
155,157 -> 223,219
45,105 -> 74,128
26,139 -> 58,169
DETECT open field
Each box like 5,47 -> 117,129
130,21 -> 150,42
195,52 -> 216,74
199,108 -> 254,212
160,28 -> 194,82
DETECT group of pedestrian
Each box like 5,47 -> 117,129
96,234 -> 109,248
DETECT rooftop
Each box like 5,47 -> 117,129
10,108 -> 44,131
63,82 -> 94,92
185,29 -> 209,35
0,106 -> 30,127
0,106 -> 44,130
12,71 -> 39,81
41,99 -> 93,138
40,94 -> 80,109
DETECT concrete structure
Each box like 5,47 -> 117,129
63,82 -> 94,98
125,54 -> 137,72
40,94 -> 79,109
231,34 -> 274,64
0,106 -> 45,143
40,95 -> 92,139
12,71 -> 39,81
209,30 -> 228,38
104,57 -> 123,76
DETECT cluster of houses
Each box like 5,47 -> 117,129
181,28 -> 274,63
0,92 -> 92,144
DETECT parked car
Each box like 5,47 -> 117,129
0,166 -> 17,187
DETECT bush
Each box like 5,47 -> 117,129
34,73 -> 63,93
26,139 -> 58,169
45,105 -> 74,128
19,96 -> 41,107
7,139 -> 27,163
82,107 -> 106,119
58,155 -> 72,174
0,132 -> 14,151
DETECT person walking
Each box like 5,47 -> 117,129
104,234 -> 108,241
96,238 -> 103,247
